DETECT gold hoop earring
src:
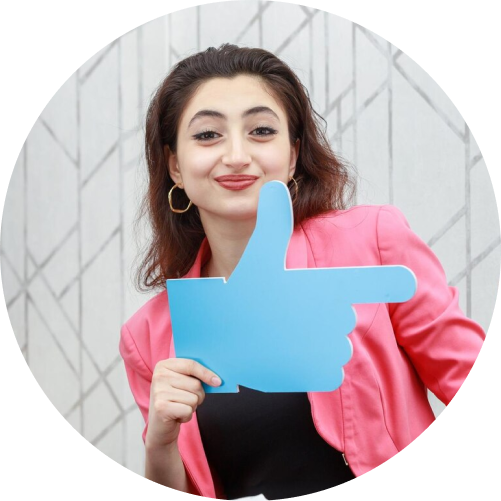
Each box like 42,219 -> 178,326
288,176 -> 299,204
168,183 -> 193,213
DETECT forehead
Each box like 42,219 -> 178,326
180,75 -> 287,122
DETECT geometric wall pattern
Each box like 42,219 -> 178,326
1,1 -> 499,477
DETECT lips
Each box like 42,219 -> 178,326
214,175 -> 259,191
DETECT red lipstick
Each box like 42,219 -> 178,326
214,175 -> 259,191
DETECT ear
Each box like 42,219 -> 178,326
289,138 -> 300,178
165,145 -> 183,186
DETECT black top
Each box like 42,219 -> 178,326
196,386 -> 355,500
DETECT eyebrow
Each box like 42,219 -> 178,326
187,106 -> 280,128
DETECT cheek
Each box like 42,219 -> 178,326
181,150 -> 218,178
256,143 -> 294,173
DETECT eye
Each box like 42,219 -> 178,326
192,129 -> 221,141
251,126 -> 278,137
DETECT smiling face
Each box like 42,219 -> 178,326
167,75 -> 299,228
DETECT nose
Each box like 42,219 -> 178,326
222,135 -> 252,170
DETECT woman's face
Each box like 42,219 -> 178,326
168,75 -> 299,225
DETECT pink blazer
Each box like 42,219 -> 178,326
119,205 -> 485,498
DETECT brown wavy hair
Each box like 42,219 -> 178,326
135,44 -> 356,291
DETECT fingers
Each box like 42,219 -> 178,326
255,181 -> 293,238
153,399 -> 195,424
333,266 -> 417,304
168,402 -> 196,424
253,181 -> 292,260
151,358 -> 221,413
147,358 -> 222,448
161,358 -> 222,387
231,181 -> 292,280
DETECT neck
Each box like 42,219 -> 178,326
200,212 -> 256,280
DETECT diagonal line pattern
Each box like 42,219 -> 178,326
79,40 -> 119,85
393,59 -> 465,141
29,224 -> 78,275
40,119 -> 78,167
1,251 -> 23,298
81,141 -> 119,188
91,403 -> 137,446
322,82 -> 354,118
235,0 -> 272,44
428,206 -> 467,247
356,24 -> 388,58
449,237 -> 501,287
64,354 -> 125,420
275,8 -> 318,56
470,153 -> 483,169
330,80 -> 387,143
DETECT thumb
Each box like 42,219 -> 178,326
230,181 -> 293,281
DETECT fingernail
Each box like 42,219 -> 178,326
211,376 -> 221,386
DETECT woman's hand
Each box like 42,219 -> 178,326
145,358 -> 222,451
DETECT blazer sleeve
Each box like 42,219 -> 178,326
377,205 -> 486,405
119,322 -> 152,442
119,323 -> 204,496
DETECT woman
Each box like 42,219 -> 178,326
119,44 -> 485,499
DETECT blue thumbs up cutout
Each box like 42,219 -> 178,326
167,181 -> 416,393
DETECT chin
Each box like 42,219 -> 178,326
225,209 -> 258,222
198,200 -> 259,224
221,203 -> 258,222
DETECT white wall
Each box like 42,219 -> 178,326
1,1 -> 499,477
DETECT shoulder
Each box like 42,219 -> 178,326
124,289 -> 169,333
302,205 -> 409,232
299,205 -> 410,266
119,289 -> 172,371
